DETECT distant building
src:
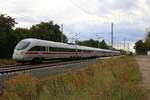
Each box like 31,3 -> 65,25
147,51 -> 150,56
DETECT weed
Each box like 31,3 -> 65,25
0,56 -> 147,100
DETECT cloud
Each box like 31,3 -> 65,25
0,0 -> 150,51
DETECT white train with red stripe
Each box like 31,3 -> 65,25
12,38 -> 120,63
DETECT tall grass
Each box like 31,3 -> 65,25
0,59 -> 17,65
0,56 -> 146,100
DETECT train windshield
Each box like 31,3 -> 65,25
16,41 -> 31,50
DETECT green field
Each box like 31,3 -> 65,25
0,56 -> 146,100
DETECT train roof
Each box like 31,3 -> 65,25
21,38 -> 120,53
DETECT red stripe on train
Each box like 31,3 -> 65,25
26,51 -> 76,55
42,52 -> 76,54
26,51 -> 39,54
26,51 -> 94,55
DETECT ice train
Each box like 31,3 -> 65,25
12,38 -> 120,63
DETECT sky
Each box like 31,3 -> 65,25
1,0 -> 150,51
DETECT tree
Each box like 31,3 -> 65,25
30,21 -> 68,43
134,40 -> 147,55
0,14 -> 16,58
78,39 -> 98,48
100,40 -> 109,49
78,39 -> 109,49
0,14 -> 16,32
145,31 -> 150,50
135,30 -> 150,55
0,14 -> 70,58
13,28 -> 31,46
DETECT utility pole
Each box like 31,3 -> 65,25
74,33 -> 80,44
97,37 -> 101,48
111,22 -> 114,49
124,38 -> 126,51
75,33 -> 80,55
93,33 -> 102,48
114,37 -> 116,49
119,41 -> 122,50
61,24 -> 63,43
127,43 -> 130,53
120,41 -> 122,50
117,40 -> 119,49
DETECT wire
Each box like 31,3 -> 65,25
69,0 -> 95,16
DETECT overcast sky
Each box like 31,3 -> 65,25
1,0 -> 150,51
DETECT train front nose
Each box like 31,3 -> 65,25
12,50 -> 24,61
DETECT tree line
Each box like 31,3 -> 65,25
0,14 -> 67,58
0,14 -> 112,59
135,31 -> 150,55
78,39 -> 109,49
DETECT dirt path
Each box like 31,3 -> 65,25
136,56 -> 150,99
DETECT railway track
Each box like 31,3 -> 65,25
0,57 -> 115,90
0,59 -> 94,74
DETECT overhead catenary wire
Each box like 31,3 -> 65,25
69,0 -> 94,16
68,0 -> 106,22
68,0 -> 113,42
68,0 -> 123,50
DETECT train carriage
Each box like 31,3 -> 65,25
12,38 -> 120,63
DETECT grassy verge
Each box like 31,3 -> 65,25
0,56 -> 146,100
0,59 -> 17,65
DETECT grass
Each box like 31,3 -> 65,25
0,56 -> 147,100
0,59 -> 17,65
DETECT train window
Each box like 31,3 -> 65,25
66,48 -> 71,52
63,48 -> 65,52
65,48 -> 71,52
64,48 -> 67,52
50,47 -> 60,51
69,48 -> 71,52
61,48 -> 65,52
29,46 -> 45,51
56,48 -> 59,51
46,47 -> 49,51
67,48 -> 70,52
70,48 -> 73,52
68,49 -> 71,52
52,47 -> 55,51
84,50 -> 88,52
49,47 -> 54,51
57,48 -> 61,51
69,49 -> 72,52
73,49 -> 76,52
78,49 -> 81,52
49,47 -> 51,51
29,46 -> 40,51
58,48 -> 61,51
48,47 -> 76,52
53,47 -> 57,51
102,51 -> 106,54
70,49 -> 73,52
50,47 -> 55,51
16,41 -> 31,50
40,46 -> 45,51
